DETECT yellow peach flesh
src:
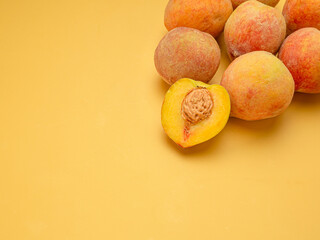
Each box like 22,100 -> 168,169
161,78 -> 230,148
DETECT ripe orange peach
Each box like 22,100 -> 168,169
154,27 -> 221,85
283,0 -> 320,33
220,51 -> 294,121
224,1 -> 286,60
278,28 -> 320,93
231,0 -> 279,8
164,0 -> 233,38
161,78 -> 230,148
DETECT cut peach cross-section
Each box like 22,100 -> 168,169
161,78 -> 231,148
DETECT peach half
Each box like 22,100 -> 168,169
161,78 -> 230,148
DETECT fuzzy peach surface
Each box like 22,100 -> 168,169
283,0 -> 320,33
164,0 -> 233,37
220,51 -> 295,121
231,0 -> 280,8
278,28 -> 320,93
154,27 -> 221,85
224,1 -> 286,60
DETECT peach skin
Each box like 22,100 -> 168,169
164,0 -> 233,38
154,27 -> 221,85
283,0 -> 320,33
220,51 -> 295,121
224,1 -> 286,60
232,0 -> 280,8
278,28 -> 320,93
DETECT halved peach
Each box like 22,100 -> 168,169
161,78 -> 230,148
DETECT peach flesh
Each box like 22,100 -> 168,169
161,79 -> 230,148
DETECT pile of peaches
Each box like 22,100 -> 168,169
154,0 -> 320,148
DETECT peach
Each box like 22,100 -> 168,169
283,0 -> 320,33
164,0 -> 233,38
161,78 -> 230,148
220,51 -> 294,121
224,1 -> 286,60
278,28 -> 320,93
231,0 -> 280,8
154,27 -> 221,85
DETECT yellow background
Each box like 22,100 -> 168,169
1,0 -> 320,239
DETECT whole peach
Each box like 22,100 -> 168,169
220,51 -> 294,121
164,0 -> 233,38
154,27 -> 221,85
278,28 -> 320,93
224,1 -> 286,60
231,0 -> 280,8
283,0 -> 320,33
